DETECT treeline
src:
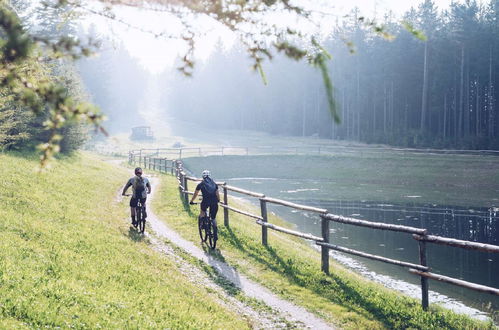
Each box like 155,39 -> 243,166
163,0 -> 499,150
0,1 -> 90,153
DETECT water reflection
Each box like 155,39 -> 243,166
225,177 -> 498,317
270,200 -> 499,315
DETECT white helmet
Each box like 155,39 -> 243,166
202,170 -> 210,178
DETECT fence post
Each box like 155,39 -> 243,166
223,184 -> 229,227
321,215 -> 330,275
139,150 -> 142,166
183,175 -> 189,201
178,171 -> 184,196
153,158 -> 156,171
171,160 -> 174,175
179,149 -> 182,159
260,198 -> 268,246
418,240 -> 429,310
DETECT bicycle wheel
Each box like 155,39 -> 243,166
207,220 -> 217,249
139,216 -> 146,234
136,207 -> 142,230
198,217 -> 208,242
138,209 -> 146,233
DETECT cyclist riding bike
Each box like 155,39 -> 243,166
122,167 -> 151,227
190,170 -> 220,227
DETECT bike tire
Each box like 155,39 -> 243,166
136,207 -> 142,230
207,220 -> 217,249
139,217 -> 145,233
198,217 -> 208,242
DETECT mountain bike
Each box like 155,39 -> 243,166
190,202 -> 218,249
136,198 -> 147,234
124,194 -> 147,234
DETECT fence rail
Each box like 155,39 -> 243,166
127,145 -> 499,161
128,153 -> 499,312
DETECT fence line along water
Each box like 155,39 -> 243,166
127,145 -> 499,161
128,151 -> 499,312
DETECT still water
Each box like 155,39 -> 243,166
226,177 -> 499,319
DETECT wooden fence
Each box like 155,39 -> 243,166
128,146 -> 499,161
128,154 -> 499,311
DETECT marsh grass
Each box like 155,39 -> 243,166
0,152 -> 249,329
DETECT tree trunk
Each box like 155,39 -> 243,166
458,45 -> 465,138
383,82 -> 387,135
489,46 -> 494,139
444,93 -> 447,139
476,78 -> 480,137
421,41 -> 429,132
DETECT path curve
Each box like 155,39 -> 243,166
144,175 -> 334,329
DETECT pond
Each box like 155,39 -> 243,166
225,177 -> 499,320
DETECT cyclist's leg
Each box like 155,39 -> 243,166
141,198 -> 147,218
209,203 -> 219,227
200,202 -> 208,219
129,197 -> 138,225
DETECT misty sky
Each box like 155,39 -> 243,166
82,0 -> 462,74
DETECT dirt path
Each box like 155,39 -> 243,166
118,172 -> 334,329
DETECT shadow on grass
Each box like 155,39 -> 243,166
180,194 -> 196,216
127,226 -> 148,242
218,226 -> 425,329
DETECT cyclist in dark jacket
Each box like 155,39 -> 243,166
122,167 -> 151,226
190,170 -> 220,224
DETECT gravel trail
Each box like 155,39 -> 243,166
117,171 -> 334,329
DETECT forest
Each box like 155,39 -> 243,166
2,0 -> 499,152
160,0 -> 499,150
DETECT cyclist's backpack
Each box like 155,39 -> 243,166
202,177 -> 217,197
133,176 -> 146,195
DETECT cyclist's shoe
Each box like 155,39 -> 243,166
132,220 -> 137,228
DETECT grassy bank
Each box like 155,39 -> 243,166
0,152 -> 249,328
153,173 -> 494,329
183,154 -> 499,208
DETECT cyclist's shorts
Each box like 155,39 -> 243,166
130,197 -> 146,207
201,201 -> 218,220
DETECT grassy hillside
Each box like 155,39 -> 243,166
183,154 -> 499,207
153,173 -> 495,329
0,152 -> 249,328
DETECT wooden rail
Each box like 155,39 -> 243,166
409,269 -> 499,296
256,220 -> 323,241
317,242 -> 429,272
413,234 -> 499,253
220,203 -> 263,220
262,197 -> 327,214
322,214 -> 427,235
225,185 -> 265,198
129,153 -> 499,312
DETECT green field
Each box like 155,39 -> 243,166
183,153 -> 499,208
0,152 -> 249,328
1,151 -> 495,328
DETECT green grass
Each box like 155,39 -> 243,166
0,152 -> 250,329
183,154 -> 499,207
153,173 -> 496,329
